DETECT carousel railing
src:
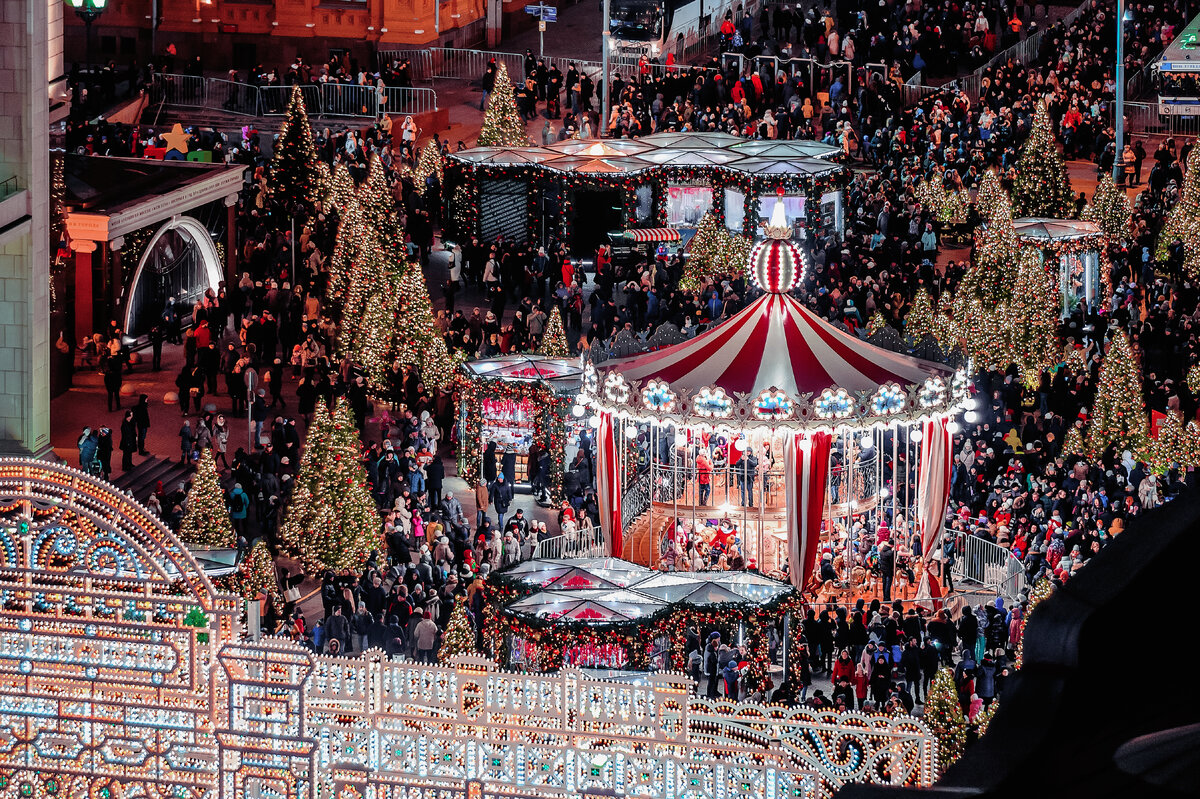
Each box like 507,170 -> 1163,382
622,471 -> 653,525
951,530 -> 1026,602
533,525 -> 608,559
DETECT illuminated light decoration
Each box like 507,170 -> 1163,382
641,380 -> 677,412
951,369 -> 971,404
753,389 -> 794,421
871,383 -> 906,416
583,362 -> 599,396
693,387 -> 734,419
1011,101 -> 1074,219
918,377 -> 947,408
749,194 -> 806,293
815,388 -> 855,420
603,372 -> 630,404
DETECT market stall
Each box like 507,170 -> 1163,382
457,356 -> 586,497
489,556 -> 801,689
1013,217 -> 1111,316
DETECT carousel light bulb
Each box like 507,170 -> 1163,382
734,438 -> 747,452
911,429 -> 923,443
880,488 -> 890,499
674,433 -> 687,446
572,404 -> 586,417
624,425 -> 637,439
964,410 -> 978,424
589,416 -> 602,429
946,420 -> 961,434
860,435 -> 872,448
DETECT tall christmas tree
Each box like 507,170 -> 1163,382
269,84 -> 324,207
328,198 -> 365,300
358,155 -> 407,258
1087,332 -> 1148,459
176,448 -> 236,548
1156,146 -> 1200,276
413,141 -> 444,196
341,236 -> 401,386
1081,174 -> 1132,245
1011,101 -> 1073,218
477,62 -> 528,147
1061,421 -> 1086,458
1004,248 -> 1060,387
326,162 -> 358,211
925,668 -> 968,775
438,597 -> 476,663
958,175 -> 1020,310
538,307 -> 571,357
234,538 -> 282,606
280,398 -> 383,572
394,266 -> 463,391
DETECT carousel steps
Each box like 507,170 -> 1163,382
622,512 -> 673,567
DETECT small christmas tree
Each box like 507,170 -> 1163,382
438,597 -> 476,663
866,313 -> 889,336
394,266 -> 463,391
326,162 -> 357,211
269,84 -> 324,207
1011,101 -> 1073,218
974,169 -> 1006,212
1061,422 -> 1086,458
974,699 -> 998,737
685,211 -> 751,289
1004,249 -> 1060,387
1188,362 -> 1200,395
1156,146 -> 1200,264
1087,332 -> 1148,459
176,448 -> 236,548
477,62 -> 528,147
235,538 -> 282,606
1081,174 -> 1131,245
538,307 -> 571,357
280,398 -> 383,572
925,668 -> 968,775
1149,410 -> 1200,474
358,155 -> 406,258
413,141 -> 444,197
904,289 -> 936,343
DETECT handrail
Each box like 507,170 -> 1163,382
950,529 -> 1025,601
532,524 -> 608,559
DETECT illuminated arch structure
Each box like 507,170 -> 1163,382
0,459 -> 936,799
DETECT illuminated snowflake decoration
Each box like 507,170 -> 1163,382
754,390 -> 794,421
951,369 -> 970,403
918,377 -> 947,408
693,387 -> 734,419
871,383 -> 906,416
603,372 -> 629,404
641,380 -> 677,413
815,388 -> 855,419
583,363 -> 598,395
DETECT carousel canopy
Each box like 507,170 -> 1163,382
1013,217 -> 1105,242
580,199 -> 965,430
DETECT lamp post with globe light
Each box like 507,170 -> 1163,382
66,0 -> 107,75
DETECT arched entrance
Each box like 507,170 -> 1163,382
122,215 -> 224,339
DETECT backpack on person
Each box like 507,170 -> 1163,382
230,491 -> 248,514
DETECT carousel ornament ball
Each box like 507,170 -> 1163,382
749,193 -> 807,294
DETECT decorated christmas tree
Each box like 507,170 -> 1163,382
904,289 -> 936,343
176,447 -> 236,548
342,237 -> 401,386
538,307 -> 571,357
394,266 -> 463,391
1189,362 -> 1200,395
413,141 -> 445,196
358,155 -> 407,258
1081,174 -> 1131,245
925,668 -> 968,774
974,699 -> 998,737
1004,249 -> 1060,387
685,211 -> 751,289
1011,101 -> 1073,218
328,199 -> 366,300
1087,331 -> 1148,459
866,313 -> 889,335
958,175 -> 1020,311
269,84 -> 324,207
1156,145 -> 1200,263
280,398 -> 383,572
1149,410 -> 1200,474
477,62 -> 528,147
234,538 -> 282,606
438,597 -> 476,663
916,176 -> 967,223
1061,421 -> 1086,458
974,169 -> 1006,212
1016,577 -> 1054,669
326,162 -> 358,211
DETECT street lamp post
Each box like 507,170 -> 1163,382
1113,1 -> 1136,183
67,0 -> 107,73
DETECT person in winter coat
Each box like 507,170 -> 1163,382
721,658 -> 740,700
119,410 -> 138,471
703,632 -> 721,699
869,654 -> 892,705
900,639 -> 924,703
489,474 -> 514,531
97,426 -> 114,480
228,483 -> 250,537
413,611 -> 439,662
474,479 -> 490,528
853,663 -> 870,709
831,648 -> 856,685
133,393 -> 151,455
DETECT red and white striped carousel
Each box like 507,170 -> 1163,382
577,197 -> 972,601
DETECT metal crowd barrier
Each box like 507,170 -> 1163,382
151,74 -> 438,119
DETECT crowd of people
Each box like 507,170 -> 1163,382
59,0 -> 1200,716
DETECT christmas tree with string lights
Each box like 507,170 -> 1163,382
328,199 -> 365,300
1081,174 -> 1131,245
1087,331 -> 1148,459
685,211 -> 751,289
234,538 -> 282,606
1011,101 -> 1073,218
176,447 -> 236,548
866,313 -> 889,335
916,176 -> 967,223
538,307 -> 570,357
477,62 -> 528,147
413,141 -> 444,197
341,235 -> 401,386
394,266 -> 463,391
326,162 -> 357,210
1156,146 -> 1200,276
1149,410 -> 1200,474
904,289 -> 936,343
358,155 -> 406,258
280,398 -> 383,572
958,174 -> 1020,311
438,597 -> 476,663
974,169 -> 1005,212
1004,248 -> 1060,387
1016,577 -> 1054,669
925,668 -> 968,775
1189,362 -> 1200,395
269,84 -> 324,207
1062,421 -> 1086,458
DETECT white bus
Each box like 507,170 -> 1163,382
1153,13 -> 1200,116
609,0 -> 752,61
